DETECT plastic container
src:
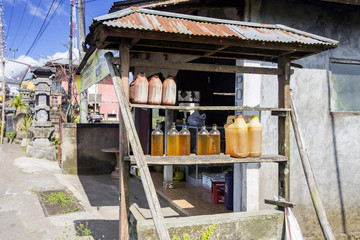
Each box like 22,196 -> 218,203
208,124 -> 221,155
162,76 -> 176,105
147,75 -> 162,105
167,122 -> 179,156
248,115 -> 262,157
224,115 -> 235,155
197,125 -> 209,155
178,121 -> 190,156
226,114 -> 249,158
151,120 -> 163,156
130,73 -> 148,104
225,171 -> 234,210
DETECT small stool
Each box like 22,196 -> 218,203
101,147 -> 119,178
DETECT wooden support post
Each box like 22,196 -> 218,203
119,39 -> 130,240
277,56 -> 291,200
290,91 -> 335,240
105,51 -> 170,240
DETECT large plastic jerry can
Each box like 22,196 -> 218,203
226,114 -> 249,158
162,76 -> 176,105
130,73 -> 148,104
224,115 -> 235,155
147,75 -> 162,105
248,115 -> 262,157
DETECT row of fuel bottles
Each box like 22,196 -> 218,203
151,114 -> 262,158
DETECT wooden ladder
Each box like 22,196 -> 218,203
105,51 -> 171,240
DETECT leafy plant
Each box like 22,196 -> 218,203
8,94 -> 29,115
18,114 -> 34,137
6,130 -> 16,143
40,191 -> 74,207
173,224 -> 216,240
51,136 -> 61,146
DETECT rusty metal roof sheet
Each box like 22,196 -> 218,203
93,8 -> 338,46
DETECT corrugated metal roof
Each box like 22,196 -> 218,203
93,8 -> 338,46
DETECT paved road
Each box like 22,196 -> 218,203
0,143 -> 179,240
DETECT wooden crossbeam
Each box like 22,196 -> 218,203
112,57 -> 283,75
105,51 -> 170,240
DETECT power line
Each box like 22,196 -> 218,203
24,0 -> 57,56
16,0 -> 42,50
28,0 -> 65,55
6,0 -> 15,38
9,0 -> 29,49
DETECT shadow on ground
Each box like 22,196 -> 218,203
78,175 -> 119,206
74,219 -> 119,240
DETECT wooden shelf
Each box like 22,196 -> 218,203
126,154 -> 287,165
129,103 -> 291,112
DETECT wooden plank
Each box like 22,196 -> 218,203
127,154 -> 288,165
129,103 -> 292,112
119,39 -> 130,240
277,56 -> 291,201
105,52 -> 171,240
130,58 -> 281,75
290,91 -> 335,240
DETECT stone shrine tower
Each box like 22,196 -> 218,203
26,67 -> 56,161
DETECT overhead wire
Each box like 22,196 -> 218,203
24,0 -> 57,56
16,0 -> 42,50
29,0 -> 65,55
9,0 -> 29,49
6,0 -> 15,38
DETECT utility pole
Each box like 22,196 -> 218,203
78,0 -> 88,123
68,0 -> 73,122
0,5 -> 6,144
9,48 -> 17,59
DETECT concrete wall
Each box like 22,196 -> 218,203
131,209 -> 284,240
255,0 -> 360,238
61,123 -> 118,174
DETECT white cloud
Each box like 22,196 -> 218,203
27,0 -> 67,20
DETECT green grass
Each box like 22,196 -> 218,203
40,191 -> 74,207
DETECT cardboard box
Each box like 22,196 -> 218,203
202,173 -> 225,190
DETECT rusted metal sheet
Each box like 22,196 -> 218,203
95,8 -> 338,47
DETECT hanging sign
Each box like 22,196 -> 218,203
76,49 -> 114,93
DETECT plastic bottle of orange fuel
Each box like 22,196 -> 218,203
178,120 -> 190,156
248,115 -> 262,157
151,120 -> 163,156
224,115 -> 235,154
167,122 -> 179,156
197,125 -> 209,155
227,114 -> 249,158
209,124 -> 221,155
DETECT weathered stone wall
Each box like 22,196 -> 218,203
257,0 -> 360,238
131,209 -> 284,240
61,123 -> 118,174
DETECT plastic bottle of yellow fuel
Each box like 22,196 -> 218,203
224,115 -> 235,155
248,115 -> 262,157
227,115 -> 249,158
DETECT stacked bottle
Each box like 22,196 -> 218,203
167,122 -> 179,156
151,120 -> 163,156
197,125 -> 209,155
178,120 -> 190,156
208,124 -> 221,155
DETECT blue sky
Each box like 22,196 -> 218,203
2,0 -> 116,65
